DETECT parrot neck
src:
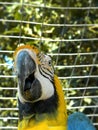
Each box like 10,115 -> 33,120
18,75 -> 67,129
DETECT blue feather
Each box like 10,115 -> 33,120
68,112 -> 96,130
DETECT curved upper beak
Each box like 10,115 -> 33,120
16,50 -> 36,95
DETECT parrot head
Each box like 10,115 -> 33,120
14,45 -> 55,103
14,45 -> 67,130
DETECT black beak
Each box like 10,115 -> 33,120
16,50 -> 41,102
16,50 -> 36,89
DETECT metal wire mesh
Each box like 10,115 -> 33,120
0,0 -> 98,129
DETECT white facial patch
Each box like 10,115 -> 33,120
35,70 -> 54,100
34,53 -> 54,101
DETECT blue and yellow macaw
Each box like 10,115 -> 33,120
14,44 -> 96,130
14,45 -> 67,130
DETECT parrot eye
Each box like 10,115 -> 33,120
48,60 -> 52,66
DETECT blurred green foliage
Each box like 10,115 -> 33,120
0,0 -> 98,129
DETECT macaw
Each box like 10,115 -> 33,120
68,112 -> 96,130
14,45 -> 67,130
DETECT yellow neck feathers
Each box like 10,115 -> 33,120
18,75 -> 67,130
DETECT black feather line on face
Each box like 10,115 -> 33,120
18,86 -> 58,121
39,66 -> 53,83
